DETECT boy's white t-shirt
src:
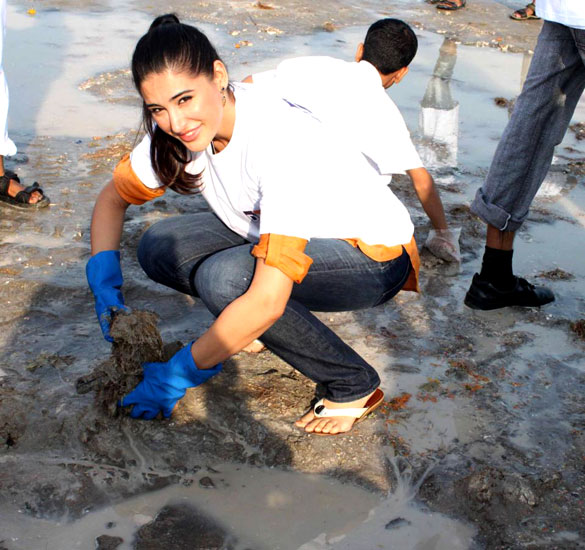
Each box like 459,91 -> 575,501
536,0 -> 585,29
252,56 -> 423,176
130,83 -> 414,247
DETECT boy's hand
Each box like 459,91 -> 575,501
425,228 -> 461,263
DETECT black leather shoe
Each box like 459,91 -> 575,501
464,273 -> 555,310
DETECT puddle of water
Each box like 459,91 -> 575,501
1,459 -> 476,550
300,457 -> 475,550
1,463 -> 378,550
5,6 -> 148,138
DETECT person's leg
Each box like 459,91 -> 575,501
137,212 -> 248,295
435,0 -> 466,11
0,0 -> 44,206
193,238 -> 412,434
138,211 -> 264,353
0,156 -> 45,205
0,0 -> 14,161
510,3 -> 540,21
467,21 -> 585,310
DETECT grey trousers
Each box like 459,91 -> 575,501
471,21 -> 585,232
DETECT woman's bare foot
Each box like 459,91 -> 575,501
242,339 -> 265,353
295,391 -> 377,435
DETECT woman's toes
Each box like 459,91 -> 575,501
242,339 -> 265,353
305,418 -> 328,433
294,410 -> 314,428
316,417 -> 356,434
316,420 -> 336,434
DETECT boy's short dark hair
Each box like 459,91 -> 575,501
362,19 -> 418,75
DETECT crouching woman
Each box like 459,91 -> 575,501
86,14 -> 420,435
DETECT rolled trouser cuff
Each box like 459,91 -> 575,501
471,188 -> 525,233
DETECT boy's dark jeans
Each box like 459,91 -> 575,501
138,212 -> 412,403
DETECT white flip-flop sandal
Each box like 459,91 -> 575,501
310,388 -> 385,434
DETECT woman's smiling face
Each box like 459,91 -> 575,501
140,61 -> 228,152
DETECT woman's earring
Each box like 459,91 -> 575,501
221,87 -> 226,107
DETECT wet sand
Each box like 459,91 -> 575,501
1,1 -> 584,549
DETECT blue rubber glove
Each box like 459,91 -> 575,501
86,250 -> 129,342
120,343 -> 222,419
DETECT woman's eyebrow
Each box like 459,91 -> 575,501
171,89 -> 195,100
145,89 -> 195,108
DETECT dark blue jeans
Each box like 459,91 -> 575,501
137,212 -> 412,403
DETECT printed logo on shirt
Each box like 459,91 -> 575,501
281,98 -> 320,121
244,210 -> 261,222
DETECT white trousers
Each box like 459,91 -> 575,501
0,0 -> 16,157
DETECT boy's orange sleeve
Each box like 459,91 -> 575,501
251,234 -> 313,284
113,154 -> 166,205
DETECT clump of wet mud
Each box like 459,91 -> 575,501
569,122 -> 585,140
133,504 -> 235,550
493,96 -> 515,115
568,160 -> 585,175
570,319 -> 585,340
79,69 -> 137,106
75,310 -> 167,416
538,267 -> 575,280
81,131 -> 137,176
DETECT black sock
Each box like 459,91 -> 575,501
479,246 -> 515,290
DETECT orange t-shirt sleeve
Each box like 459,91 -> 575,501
112,154 -> 166,205
251,234 -> 313,284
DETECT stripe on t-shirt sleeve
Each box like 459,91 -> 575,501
113,154 -> 166,205
251,234 -> 313,283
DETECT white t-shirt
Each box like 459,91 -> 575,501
536,0 -> 585,29
252,57 -> 423,176
130,83 -> 414,247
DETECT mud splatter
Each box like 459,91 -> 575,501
569,122 -> 585,141
78,69 -> 137,107
538,267 -> 575,281
81,132 -> 137,176
133,504 -> 235,549
570,319 -> 585,340
493,97 -> 511,108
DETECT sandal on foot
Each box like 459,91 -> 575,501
436,0 -> 466,10
309,388 -> 385,435
510,3 -> 540,20
0,172 -> 50,209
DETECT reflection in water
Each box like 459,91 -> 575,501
418,38 -> 459,170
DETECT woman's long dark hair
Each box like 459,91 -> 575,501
132,14 -> 223,193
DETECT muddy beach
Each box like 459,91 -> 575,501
1,0 -> 584,549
